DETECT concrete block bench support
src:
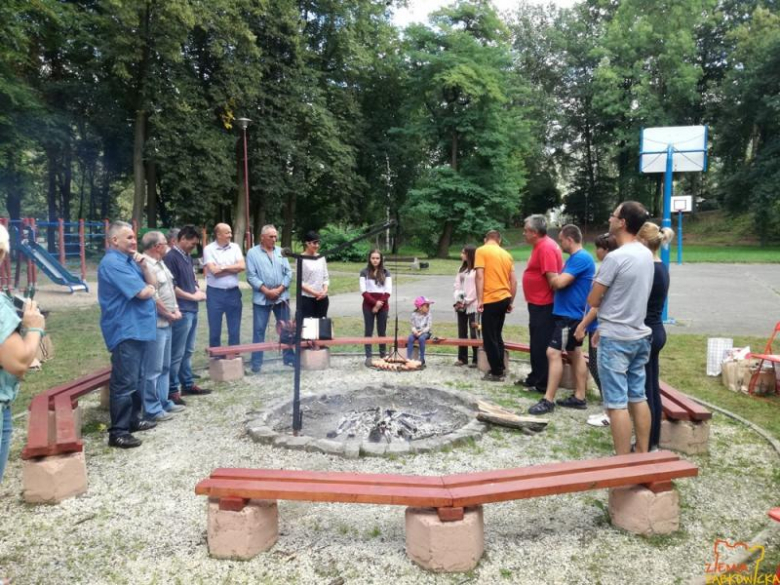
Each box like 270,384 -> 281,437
21,367 -> 111,504
207,497 -> 278,560
406,506 -> 484,572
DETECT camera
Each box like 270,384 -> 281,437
12,294 -> 27,319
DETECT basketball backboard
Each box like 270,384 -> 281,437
640,126 -> 708,173
671,195 -> 692,212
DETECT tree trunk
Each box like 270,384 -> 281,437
46,146 -> 59,253
282,188 -> 296,249
436,220 -> 454,259
146,160 -> 157,227
60,137 -> 72,223
132,109 -> 146,226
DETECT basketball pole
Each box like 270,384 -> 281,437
661,144 -> 675,324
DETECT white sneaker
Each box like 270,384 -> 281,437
587,414 -> 610,427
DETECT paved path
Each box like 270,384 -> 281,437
328,263 -> 780,338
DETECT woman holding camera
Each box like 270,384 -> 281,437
0,224 -> 46,482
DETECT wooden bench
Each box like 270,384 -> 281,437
20,366 -> 111,503
195,451 -> 697,570
385,256 -> 429,271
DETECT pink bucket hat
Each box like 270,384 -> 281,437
414,296 -> 434,309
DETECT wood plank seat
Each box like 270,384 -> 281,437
21,366 -> 111,460
659,381 -> 712,422
196,451 -> 697,566
196,451 -> 696,517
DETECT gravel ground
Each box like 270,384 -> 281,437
0,356 -> 777,584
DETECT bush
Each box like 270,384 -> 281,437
320,225 -> 373,262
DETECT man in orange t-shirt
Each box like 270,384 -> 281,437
519,214 -> 563,392
475,230 -> 517,381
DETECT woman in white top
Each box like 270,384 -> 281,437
359,249 -> 392,366
300,230 -> 330,319
453,245 -> 478,366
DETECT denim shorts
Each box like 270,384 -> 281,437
597,336 -> 651,409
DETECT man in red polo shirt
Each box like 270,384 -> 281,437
518,214 -> 562,392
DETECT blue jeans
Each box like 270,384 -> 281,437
251,303 -> 294,371
597,336 -> 651,410
0,405 -> 12,483
206,286 -> 242,348
169,311 -> 198,394
406,332 -> 431,362
109,339 -> 149,437
143,326 -> 175,419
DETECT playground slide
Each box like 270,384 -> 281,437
16,239 -> 89,293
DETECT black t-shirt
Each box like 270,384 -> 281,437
644,262 -> 670,327
164,247 -> 199,313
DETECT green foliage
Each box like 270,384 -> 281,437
319,225 -> 373,263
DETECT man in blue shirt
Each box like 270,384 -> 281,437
246,224 -> 293,373
98,221 -> 158,448
529,224 -> 596,415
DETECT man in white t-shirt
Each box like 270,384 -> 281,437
203,223 -> 245,350
586,201 -> 654,455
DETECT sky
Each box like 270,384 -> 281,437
392,0 -> 578,28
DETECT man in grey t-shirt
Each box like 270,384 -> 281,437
587,201 -> 654,455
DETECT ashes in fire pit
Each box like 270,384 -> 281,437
245,384 -> 487,458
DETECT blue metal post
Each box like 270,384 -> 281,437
662,145 -> 673,323
677,211 -> 683,265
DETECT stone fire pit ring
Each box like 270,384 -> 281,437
245,383 -> 488,458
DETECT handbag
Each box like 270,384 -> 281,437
302,317 -> 333,340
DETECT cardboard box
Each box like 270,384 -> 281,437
721,359 -> 776,394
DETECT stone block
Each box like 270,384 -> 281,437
23,451 -> 88,504
300,348 -> 330,371
659,419 -> 710,455
207,499 -> 278,560
209,357 -> 245,382
405,506 -> 484,572
608,485 -> 680,536
360,442 -> 387,457
307,438 -> 345,455
48,404 -> 82,440
344,441 -> 361,460
477,348 -> 509,374
99,385 -> 110,410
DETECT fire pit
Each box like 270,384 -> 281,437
245,383 -> 487,458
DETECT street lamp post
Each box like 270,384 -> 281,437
236,117 -> 253,251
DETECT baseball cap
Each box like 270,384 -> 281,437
414,296 -> 434,308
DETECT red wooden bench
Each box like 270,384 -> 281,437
22,366 -> 111,459
195,451 -> 697,567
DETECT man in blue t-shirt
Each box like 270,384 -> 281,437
529,224 -> 595,415
98,221 -> 158,448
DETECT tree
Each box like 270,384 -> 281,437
403,0 -> 528,257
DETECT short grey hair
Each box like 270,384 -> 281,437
107,221 -> 133,240
524,214 -> 547,236
166,228 -> 180,243
0,224 -> 9,258
141,230 -> 165,252
260,224 -> 277,236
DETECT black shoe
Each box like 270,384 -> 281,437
192,372 -> 202,379
132,420 -> 157,432
515,376 -> 536,388
182,384 -> 212,396
528,399 -> 555,415
556,395 -> 587,410
170,392 -> 187,406
108,434 -> 142,449
482,373 -> 505,382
